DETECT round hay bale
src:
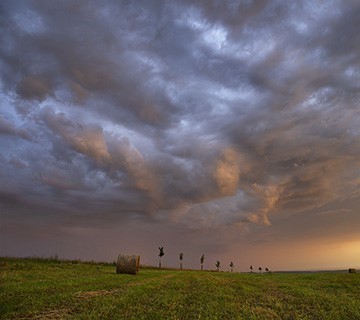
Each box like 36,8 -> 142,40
116,255 -> 140,275
348,268 -> 356,273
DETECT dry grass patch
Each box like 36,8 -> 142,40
75,289 -> 117,299
17,307 -> 73,320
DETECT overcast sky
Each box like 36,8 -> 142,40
1,0 -> 359,271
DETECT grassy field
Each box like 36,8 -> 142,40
1,257 -> 359,319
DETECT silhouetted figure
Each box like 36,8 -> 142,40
259,267 -> 262,273
216,260 -> 221,272
200,254 -> 205,271
230,261 -> 234,272
179,252 -> 183,269
250,265 -> 253,273
158,247 -> 164,268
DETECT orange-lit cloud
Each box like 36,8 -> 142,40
214,148 -> 240,196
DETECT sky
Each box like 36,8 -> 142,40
0,0 -> 359,272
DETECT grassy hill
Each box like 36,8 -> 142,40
1,257 -> 359,319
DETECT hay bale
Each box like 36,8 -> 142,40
116,255 -> 140,275
348,268 -> 357,273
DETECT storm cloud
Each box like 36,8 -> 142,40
1,0 -> 359,268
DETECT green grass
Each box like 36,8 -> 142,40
1,257 -> 359,319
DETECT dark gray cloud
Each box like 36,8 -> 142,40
1,0 -> 359,267
0,117 -> 32,140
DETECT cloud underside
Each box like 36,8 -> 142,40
0,0 -> 359,231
